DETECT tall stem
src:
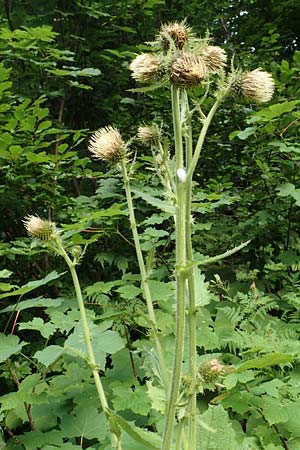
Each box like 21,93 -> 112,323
162,86 -> 187,450
120,159 -> 169,392
186,98 -> 222,184
55,241 -> 121,450
184,95 -> 197,450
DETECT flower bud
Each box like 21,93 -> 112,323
23,215 -> 57,241
241,68 -> 275,103
198,358 -> 224,383
201,46 -> 227,73
171,53 -> 207,87
129,53 -> 159,83
137,124 -> 161,146
88,126 -> 124,162
159,21 -> 190,50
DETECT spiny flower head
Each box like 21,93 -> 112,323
88,126 -> 124,162
198,358 -> 224,383
137,124 -> 161,146
129,53 -> 159,83
23,215 -> 57,241
158,21 -> 190,50
171,53 -> 207,87
241,68 -> 275,103
201,45 -> 227,73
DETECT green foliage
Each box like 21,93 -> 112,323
1,1 -> 300,449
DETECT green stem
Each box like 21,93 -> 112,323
184,96 -> 197,450
162,86 -> 187,450
186,98 -> 222,184
120,159 -> 169,392
55,240 -> 121,450
172,85 -> 184,170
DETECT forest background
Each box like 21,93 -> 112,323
1,0 -> 300,449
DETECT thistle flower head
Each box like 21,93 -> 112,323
171,53 -> 207,87
88,126 -> 124,162
129,53 -> 159,83
241,68 -> 275,103
137,124 -> 161,146
23,215 -> 57,241
158,21 -> 190,50
198,358 -> 224,383
201,45 -> 227,73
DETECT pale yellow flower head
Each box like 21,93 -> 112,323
23,215 -> 57,241
88,126 -> 124,162
171,53 -> 207,87
241,68 -> 275,103
201,46 -> 227,73
129,53 -> 159,83
137,124 -> 161,146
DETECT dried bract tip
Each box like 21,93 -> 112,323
201,46 -> 227,73
129,53 -> 159,83
23,215 -> 57,241
171,53 -> 207,87
241,69 -> 275,103
137,124 -> 161,146
159,21 -> 190,50
209,359 -> 224,374
88,126 -> 124,162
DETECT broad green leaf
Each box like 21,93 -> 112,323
195,271 -> 211,306
60,406 -> 106,441
148,280 -> 174,302
117,284 -> 141,300
251,397 -> 288,425
198,405 -> 239,449
34,345 -> 64,367
113,413 -> 162,449
0,333 -> 27,362
248,100 -> 300,122
19,317 -> 57,338
221,391 -> 253,415
111,381 -> 151,416
132,188 -> 175,214
0,271 -> 66,299
229,127 -> 257,141
236,353 -> 295,371
1,296 -> 63,312
16,430 -> 64,450
0,269 -> 12,278
146,382 -> 166,413
64,324 -> 124,367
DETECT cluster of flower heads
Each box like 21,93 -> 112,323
86,22 -> 275,165
129,21 -> 275,103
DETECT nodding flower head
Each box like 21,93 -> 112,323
241,68 -> 275,103
88,126 -> 125,162
201,45 -> 227,73
158,21 -> 190,50
129,53 -> 159,83
171,53 -> 207,87
23,215 -> 57,241
137,124 -> 161,146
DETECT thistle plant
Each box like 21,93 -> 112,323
24,20 -> 275,450
86,21 -> 275,450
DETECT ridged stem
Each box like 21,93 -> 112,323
184,94 -> 197,450
162,85 -> 187,450
55,240 -> 121,450
186,98 -> 222,184
120,159 -> 169,392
